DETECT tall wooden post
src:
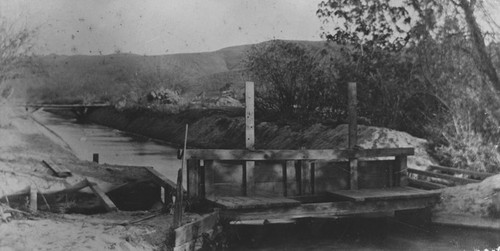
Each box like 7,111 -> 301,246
243,82 -> 255,196
348,82 -> 359,190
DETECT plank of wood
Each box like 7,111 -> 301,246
432,213 -> 500,230
348,82 -> 357,149
282,161 -> 288,197
310,162 -> 316,194
328,187 -> 440,202
243,82 -> 256,197
428,165 -> 493,179
184,148 -> 415,161
29,186 -> 37,213
395,155 -> 408,186
144,166 -> 185,192
295,157 -> 303,195
187,160 -> 200,199
408,178 -> 447,190
42,160 -> 72,178
242,161 -> 255,196
86,179 -> 118,212
222,197 -> 439,221
173,239 -> 197,251
208,196 -> 300,210
349,158 -> 358,190
408,168 -> 480,185
174,211 -> 219,247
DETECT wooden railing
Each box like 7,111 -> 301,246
181,147 -> 415,199
408,165 -> 495,190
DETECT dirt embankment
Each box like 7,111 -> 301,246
0,103 -> 175,250
85,107 -> 435,170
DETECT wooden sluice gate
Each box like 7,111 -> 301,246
182,148 -> 440,221
178,82 -> 440,223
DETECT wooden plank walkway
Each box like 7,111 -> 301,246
328,187 -> 441,202
208,196 -> 300,210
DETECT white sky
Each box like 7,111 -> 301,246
0,0 -> 324,55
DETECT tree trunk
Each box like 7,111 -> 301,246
459,0 -> 500,90
459,0 -> 500,120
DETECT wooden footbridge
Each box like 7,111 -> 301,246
170,82 -> 441,250
23,103 -> 111,117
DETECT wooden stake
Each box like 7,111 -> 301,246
348,82 -> 358,149
174,124 -> 189,228
29,186 -> 37,213
348,82 -> 358,190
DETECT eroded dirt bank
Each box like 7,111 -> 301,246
0,103 -> 179,250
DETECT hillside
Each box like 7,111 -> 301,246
20,40 -> 327,104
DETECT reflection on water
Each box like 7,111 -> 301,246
32,109 -> 181,180
234,218 -> 500,251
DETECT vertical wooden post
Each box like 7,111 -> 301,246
29,186 -> 37,213
243,82 -> 255,196
187,160 -> 200,199
199,160 -> 206,198
282,161 -> 288,197
348,82 -> 359,190
310,162 -> 316,194
92,153 -> 99,163
173,169 -> 183,228
395,156 -> 408,187
295,160 -> 302,196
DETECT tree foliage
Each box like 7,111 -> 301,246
0,19 -> 35,81
246,40 -> 343,123
317,0 -> 500,172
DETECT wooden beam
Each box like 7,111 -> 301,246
187,160 -> 200,199
184,148 -> 415,161
143,166 -> 184,192
282,161 -> 288,197
295,160 -> 302,195
86,179 -> 118,212
244,81 -> 256,196
428,165 -> 493,179
348,82 -> 358,149
221,197 -> 439,221
348,82 -> 359,190
174,210 -> 219,247
173,169 -> 183,228
42,160 -> 72,178
29,186 -> 37,213
407,168 -> 480,185
349,158 -> 358,190
395,155 -> 408,186
199,160 -> 206,199
328,187 -> 441,202
408,178 -> 447,190
310,162 -> 315,194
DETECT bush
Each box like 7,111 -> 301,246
246,40 -> 344,123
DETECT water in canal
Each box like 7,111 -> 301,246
31,109 -> 181,180
32,109 -> 500,251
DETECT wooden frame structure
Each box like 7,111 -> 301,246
179,82 -> 440,222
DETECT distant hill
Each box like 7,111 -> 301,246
20,40 -> 328,103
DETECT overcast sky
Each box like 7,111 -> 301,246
0,0 -> 323,55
